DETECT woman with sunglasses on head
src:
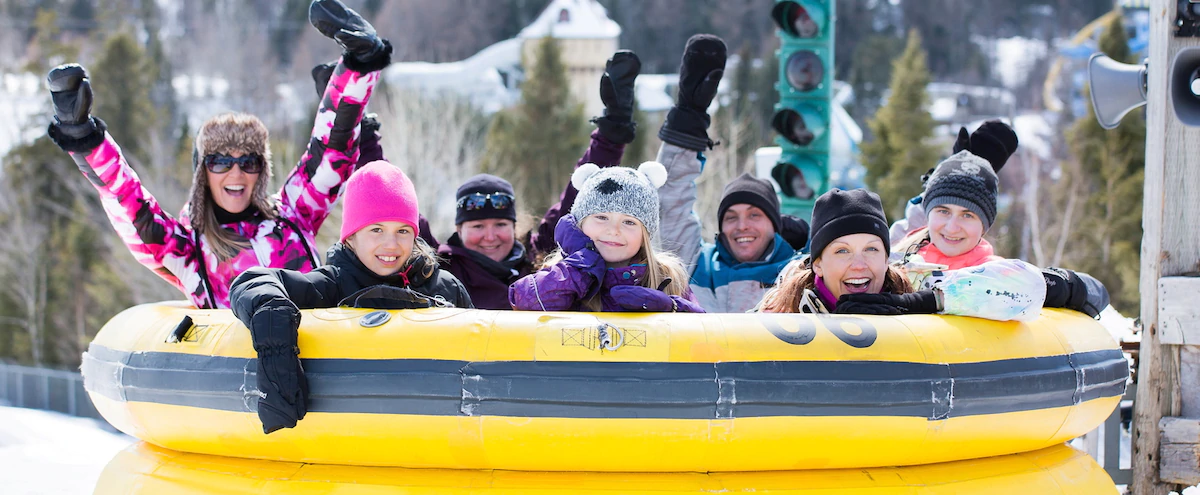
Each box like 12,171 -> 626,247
44,0 -> 390,309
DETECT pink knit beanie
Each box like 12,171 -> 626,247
339,160 -> 420,242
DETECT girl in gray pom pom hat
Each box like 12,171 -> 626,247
509,163 -> 704,313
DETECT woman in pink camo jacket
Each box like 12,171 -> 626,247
45,1 -> 393,309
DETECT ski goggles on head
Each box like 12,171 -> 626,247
456,192 -> 515,211
203,153 -> 264,174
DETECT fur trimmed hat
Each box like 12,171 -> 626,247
570,162 -> 668,237
923,150 -> 1000,231
192,113 -> 273,171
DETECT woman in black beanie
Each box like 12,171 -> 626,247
759,189 -> 913,313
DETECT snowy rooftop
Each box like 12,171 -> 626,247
518,0 -> 621,40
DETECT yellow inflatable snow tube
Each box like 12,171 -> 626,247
82,302 -> 1127,472
96,442 -> 1116,495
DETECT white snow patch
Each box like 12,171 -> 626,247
0,406 -> 133,494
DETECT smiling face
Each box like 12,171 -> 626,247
206,150 -> 260,214
812,233 -> 888,300
457,218 -> 516,263
345,221 -> 416,277
580,212 -> 644,268
721,204 -> 776,263
927,204 -> 986,257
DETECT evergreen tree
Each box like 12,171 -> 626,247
860,29 -> 940,218
480,36 -> 589,217
91,31 -> 159,165
1059,14 -> 1145,314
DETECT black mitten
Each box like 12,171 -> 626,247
47,64 -> 98,139
249,303 -> 308,434
953,120 -> 1018,173
311,61 -> 336,97
780,214 -> 810,251
309,0 -> 388,68
593,50 -> 641,144
659,35 -> 726,151
837,290 -> 940,315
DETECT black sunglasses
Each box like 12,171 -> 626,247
204,153 -> 264,174
456,192 -> 514,210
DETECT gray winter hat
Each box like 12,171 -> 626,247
570,162 -> 668,237
923,150 -> 999,231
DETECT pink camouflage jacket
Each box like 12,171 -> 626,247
67,60 -> 378,309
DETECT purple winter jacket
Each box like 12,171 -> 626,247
508,217 -> 703,312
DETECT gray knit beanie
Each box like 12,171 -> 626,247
923,150 -> 999,231
570,161 -> 668,237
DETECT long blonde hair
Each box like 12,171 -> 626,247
758,257 -> 912,313
542,224 -> 689,311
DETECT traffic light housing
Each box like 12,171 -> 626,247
770,0 -> 834,221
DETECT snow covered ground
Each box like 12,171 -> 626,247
0,406 -> 133,494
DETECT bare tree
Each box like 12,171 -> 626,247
0,180 -> 49,365
373,88 -> 490,241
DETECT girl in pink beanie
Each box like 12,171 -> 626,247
227,160 -> 471,434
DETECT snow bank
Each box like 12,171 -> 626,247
0,406 -> 133,494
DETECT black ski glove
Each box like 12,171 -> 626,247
836,290 -> 941,315
780,214 -> 811,251
309,0 -> 388,67
593,50 -> 640,144
1042,267 -> 1109,318
659,34 -> 726,151
249,303 -> 308,434
47,64 -> 98,139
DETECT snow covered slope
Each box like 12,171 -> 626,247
0,406 -> 132,494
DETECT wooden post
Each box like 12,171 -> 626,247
1133,2 -> 1200,493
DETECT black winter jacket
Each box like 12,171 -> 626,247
229,242 -> 472,434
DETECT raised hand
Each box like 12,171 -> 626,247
309,0 -> 383,62
594,50 -> 641,144
47,63 -> 97,139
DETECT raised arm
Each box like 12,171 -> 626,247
280,0 -> 394,234
530,51 -> 639,257
46,64 -> 200,298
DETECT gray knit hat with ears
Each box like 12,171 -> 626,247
570,161 -> 669,237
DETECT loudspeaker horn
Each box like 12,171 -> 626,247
1087,53 -> 1147,130
1171,47 -> 1200,126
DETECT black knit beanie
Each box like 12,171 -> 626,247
455,174 -> 517,225
718,173 -> 781,232
922,150 -> 999,231
808,189 -> 890,258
